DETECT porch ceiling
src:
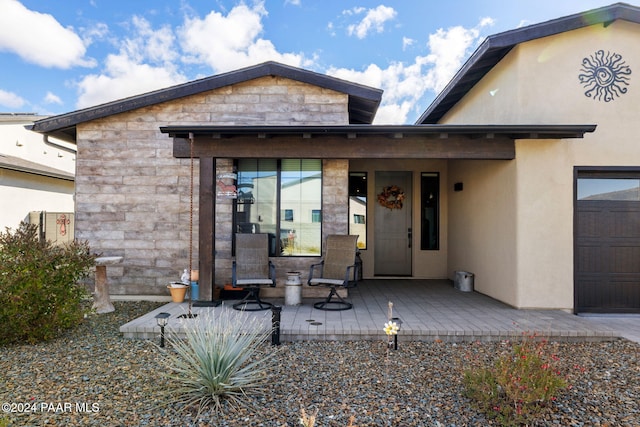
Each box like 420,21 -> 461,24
162,124 -> 596,160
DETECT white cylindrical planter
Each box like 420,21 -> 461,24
284,271 -> 302,306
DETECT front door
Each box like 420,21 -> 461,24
374,171 -> 412,276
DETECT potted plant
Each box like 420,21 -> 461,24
168,281 -> 190,303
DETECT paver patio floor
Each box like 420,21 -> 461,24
120,279 -> 639,343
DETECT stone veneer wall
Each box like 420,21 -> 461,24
75,76 -> 350,295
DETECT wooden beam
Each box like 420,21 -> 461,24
199,157 -> 215,301
173,134 -> 516,160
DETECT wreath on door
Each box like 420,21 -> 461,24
377,185 -> 405,210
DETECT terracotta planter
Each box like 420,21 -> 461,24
191,270 -> 199,282
168,283 -> 189,303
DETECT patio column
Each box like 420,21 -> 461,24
198,156 -> 215,302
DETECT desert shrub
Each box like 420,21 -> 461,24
297,408 -> 357,427
161,308 -> 278,415
0,222 -> 96,345
463,333 -> 567,426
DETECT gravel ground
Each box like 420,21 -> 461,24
1,301 -> 639,427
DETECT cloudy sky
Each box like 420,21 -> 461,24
0,0 -> 635,124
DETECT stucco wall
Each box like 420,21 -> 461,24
0,169 -> 74,228
440,20 -> 640,309
2,119 -> 76,174
447,160 -> 518,304
75,76 -> 350,295
1,118 -> 75,229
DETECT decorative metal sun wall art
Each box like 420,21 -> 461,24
579,50 -> 631,102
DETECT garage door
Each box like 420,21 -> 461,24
575,173 -> 640,313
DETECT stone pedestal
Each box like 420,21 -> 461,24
92,256 -> 123,314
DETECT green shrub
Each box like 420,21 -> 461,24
162,308 -> 278,415
0,222 -> 96,345
463,333 -> 567,426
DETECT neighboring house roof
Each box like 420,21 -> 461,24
0,153 -> 74,181
0,112 -> 49,123
417,2 -> 640,124
29,61 -> 384,142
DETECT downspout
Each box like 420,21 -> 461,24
44,135 -> 77,154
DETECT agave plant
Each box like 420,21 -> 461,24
161,307 -> 277,415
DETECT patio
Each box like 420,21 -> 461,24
118,279 -> 637,343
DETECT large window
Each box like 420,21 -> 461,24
421,172 -> 439,250
349,172 -> 367,249
235,159 -> 322,256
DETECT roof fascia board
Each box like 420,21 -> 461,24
0,161 -> 74,181
416,41 -> 495,124
160,124 -> 596,139
30,61 -> 383,135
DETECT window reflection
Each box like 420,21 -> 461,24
578,178 -> 640,201
235,159 -> 321,256
421,172 -> 439,250
349,172 -> 367,249
280,159 -> 322,255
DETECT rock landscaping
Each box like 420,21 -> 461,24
1,301 -> 638,426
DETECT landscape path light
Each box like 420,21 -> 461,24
391,317 -> 402,350
155,312 -> 170,348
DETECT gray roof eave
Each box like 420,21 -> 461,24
29,61 -> 384,142
160,124 -> 597,140
0,154 -> 74,181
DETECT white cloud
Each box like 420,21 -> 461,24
0,0 -> 95,69
342,7 -> 366,16
375,101 -> 413,125
126,16 -> 177,63
284,0 -> 301,5
73,2 -> 313,109
329,60 -> 432,124
479,17 -> 495,27
424,18 -> 493,93
0,89 -> 26,108
68,1 -> 490,124
328,18 -> 493,124
178,2 -> 306,73
327,21 -> 336,36
346,5 -> 397,39
80,21 -> 109,46
44,92 -> 63,105
76,54 -> 187,108
402,37 -> 415,50
75,16 -> 186,108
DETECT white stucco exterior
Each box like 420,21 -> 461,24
0,114 -> 75,230
440,19 -> 640,309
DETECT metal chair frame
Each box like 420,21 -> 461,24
232,233 -> 276,311
308,235 -> 359,311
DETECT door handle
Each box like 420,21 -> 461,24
408,228 -> 412,248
